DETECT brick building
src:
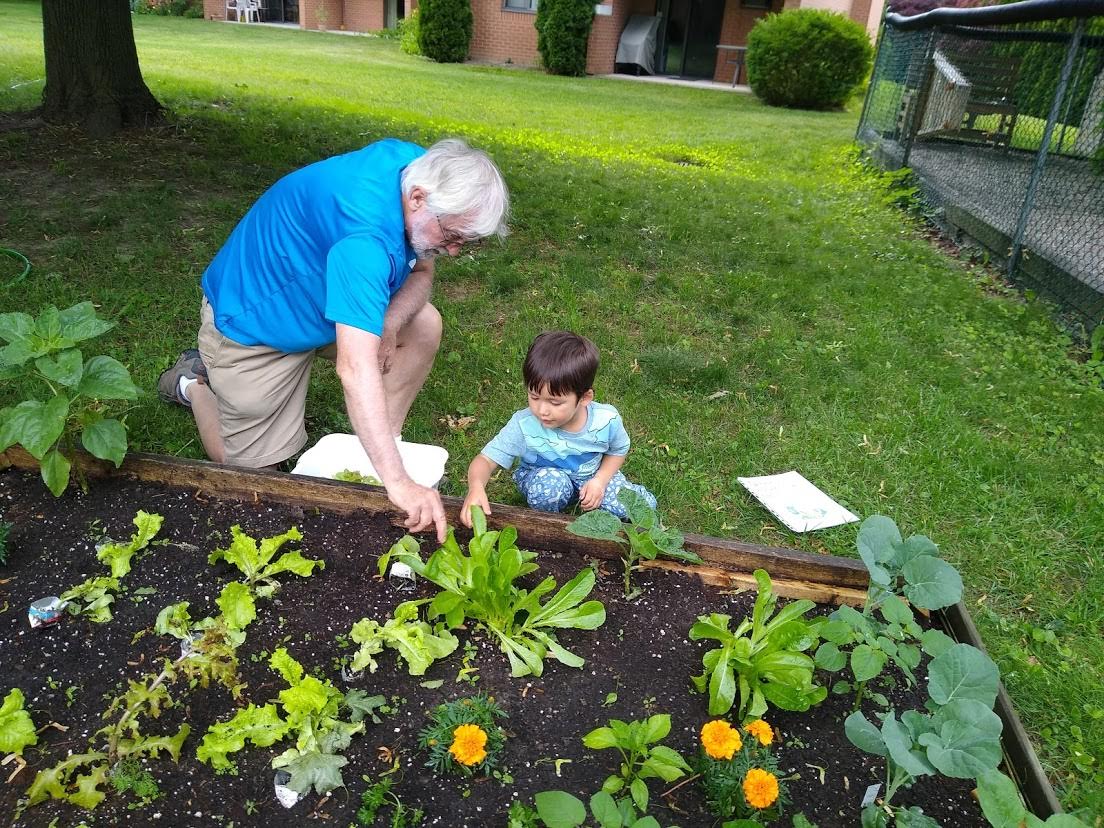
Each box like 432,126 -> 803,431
203,0 -> 882,84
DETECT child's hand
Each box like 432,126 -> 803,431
460,488 -> 492,527
578,478 -> 608,511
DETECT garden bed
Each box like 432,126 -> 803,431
0,450 -> 1058,826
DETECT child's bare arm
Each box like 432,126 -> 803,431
460,454 -> 501,527
579,453 -> 627,511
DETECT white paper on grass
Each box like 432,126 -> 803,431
737,470 -> 859,533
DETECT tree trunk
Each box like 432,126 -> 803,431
40,0 -> 163,137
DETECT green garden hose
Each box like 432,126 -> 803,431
0,248 -> 31,290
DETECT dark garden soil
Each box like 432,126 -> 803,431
0,469 -> 987,828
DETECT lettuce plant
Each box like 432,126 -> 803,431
198,648 -> 366,796
690,569 -> 826,720
348,599 -> 459,676
566,489 -> 701,599
845,643 -> 1004,826
581,714 -> 691,814
60,510 -> 164,623
0,302 -> 139,495
0,688 -> 37,757
379,509 -> 606,678
208,525 -> 324,599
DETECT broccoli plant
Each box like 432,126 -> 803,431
0,302 -> 139,495
566,489 -> 701,599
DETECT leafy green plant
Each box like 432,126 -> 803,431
523,790 -> 675,827
0,302 -> 139,495
976,769 -> 1093,827
690,569 -> 826,720
0,688 -> 37,756
198,648 -> 365,795
398,8 -> 421,56
746,8 -> 873,109
208,525 -> 323,598
348,599 -> 459,676
845,643 -> 1004,825
109,757 -> 162,807
379,509 -> 606,678
566,489 -> 701,598
535,0 -> 595,77
334,468 -> 382,485
582,714 -> 691,813
60,510 -> 164,623
815,515 -> 963,710
418,693 -> 507,777
356,773 -> 425,826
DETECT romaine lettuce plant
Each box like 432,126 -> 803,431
581,714 -> 691,814
690,569 -> 826,720
0,688 -> 37,757
0,302 -> 139,495
208,525 -> 324,598
566,489 -> 701,598
845,643 -> 1004,826
379,509 -> 606,678
198,648 -> 366,796
348,599 -> 459,676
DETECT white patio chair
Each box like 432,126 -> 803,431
239,0 -> 260,22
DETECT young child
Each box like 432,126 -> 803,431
459,330 -> 656,527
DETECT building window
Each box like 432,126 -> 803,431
504,0 -> 538,12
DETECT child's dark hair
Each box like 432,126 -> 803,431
523,331 -> 599,398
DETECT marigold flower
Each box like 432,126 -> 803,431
743,768 -> 779,809
448,723 -> 488,766
745,719 -> 774,746
700,719 -> 742,760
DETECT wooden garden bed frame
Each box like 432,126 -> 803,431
0,447 -> 1062,819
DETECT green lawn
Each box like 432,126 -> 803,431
2,0 -> 1103,816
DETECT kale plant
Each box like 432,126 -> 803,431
566,489 -> 701,598
0,302 -> 139,495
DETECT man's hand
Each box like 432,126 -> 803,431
377,327 -> 398,375
459,487 -> 492,528
387,478 -> 447,543
578,477 -> 609,511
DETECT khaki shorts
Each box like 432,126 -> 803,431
197,298 -> 336,468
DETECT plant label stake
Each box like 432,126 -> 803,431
27,597 -> 66,628
861,783 -> 881,807
273,769 -> 303,808
388,561 -> 417,592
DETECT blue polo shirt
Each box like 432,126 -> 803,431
201,139 -> 424,353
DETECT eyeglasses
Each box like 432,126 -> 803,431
435,214 -> 483,251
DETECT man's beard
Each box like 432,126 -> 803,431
409,218 -> 444,260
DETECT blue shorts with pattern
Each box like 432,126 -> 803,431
512,466 -> 657,519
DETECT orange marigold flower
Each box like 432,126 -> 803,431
743,768 -> 779,809
449,723 -> 488,766
745,719 -> 774,746
700,720 -> 742,760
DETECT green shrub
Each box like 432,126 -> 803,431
133,0 -> 203,15
418,0 -> 472,63
746,9 -> 873,109
399,9 -> 422,56
535,0 -> 594,76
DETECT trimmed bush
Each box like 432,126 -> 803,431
418,0 -> 473,63
535,0 -> 595,76
399,9 -> 422,56
746,9 -> 873,109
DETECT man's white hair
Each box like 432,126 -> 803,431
401,138 -> 510,240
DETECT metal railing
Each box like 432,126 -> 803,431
857,0 -> 1104,334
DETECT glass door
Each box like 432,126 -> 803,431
657,0 -> 724,78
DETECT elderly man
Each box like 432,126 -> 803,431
158,138 -> 509,543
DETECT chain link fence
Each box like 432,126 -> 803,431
857,0 -> 1104,335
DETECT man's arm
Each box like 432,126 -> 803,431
378,260 -> 434,374
335,321 -> 446,542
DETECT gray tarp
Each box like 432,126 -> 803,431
615,15 -> 660,75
